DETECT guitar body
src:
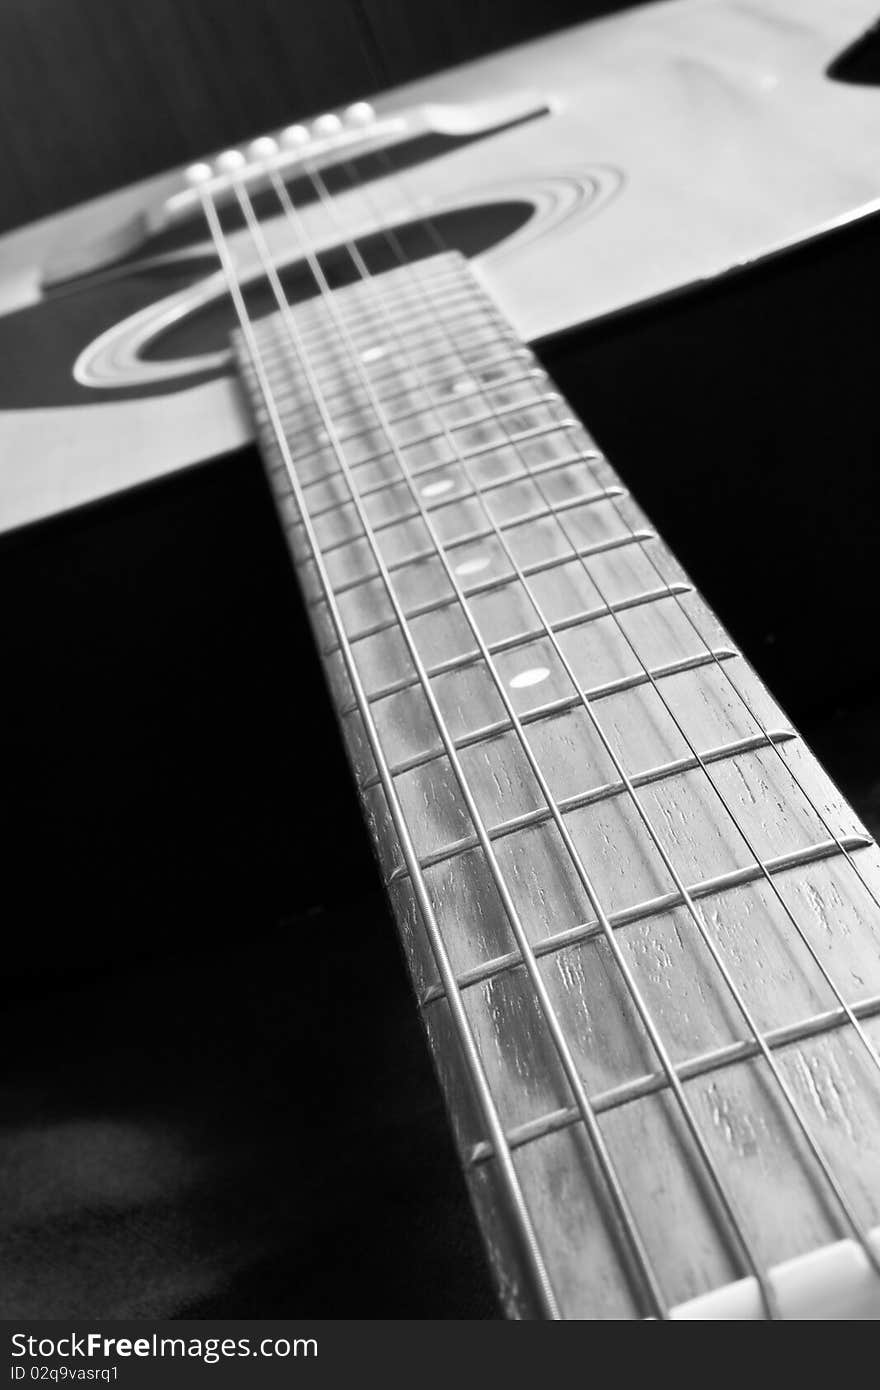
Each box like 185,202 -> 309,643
3,0 -> 880,530
2,0 -> 880,1320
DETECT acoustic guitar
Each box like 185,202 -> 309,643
2,0 -> 880,1320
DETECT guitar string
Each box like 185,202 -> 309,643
231,157 -> 789,1317
221,168 -> 674,1323
328,155 -> 880,1100
356,137 -> 880,1010
263,141 -> 880,1281
313,155 -> 880,1273
189,170 -> 564,1323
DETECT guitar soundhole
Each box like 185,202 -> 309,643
141,203 -> 533,364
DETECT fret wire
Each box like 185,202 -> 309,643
292,471 -> 616,561
285,319 -> 525,392
463,307 -> 880,1099
318,512 -> 647,568
303,436 -> 602,520
267,432 -> 592,499
368,728 -> 797,823
286,409 -> 579,486
265,341 -> 533,427
286,315 -> 507,379
353,243 -> 880,1278
267,289 -> 484,362
292,390 -> 568,487
462,296 -> 880,1043
316,328 -> 526,392
274,173 -> 777,1317
353,581 -> 694,697
251,175 -> 670,1320
335,581 -> 694,704
342,641 -> 738,718
466,344 -> 880,1099
366,260 -> 879,957
467,990 -> 880,1164
284,378 -> 554,477
196,188 -> 564,1325
305,365 -> 547,439
352,468 -> 613,543
264,346 -> 534,442
327,138 -> 880,1264
363,145 -> 880,1290
410,835 -> 873,951
541,401 -> 880,1027
319,167 -> 880,1300
255,314 -> 514,405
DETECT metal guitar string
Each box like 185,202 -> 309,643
263,137 -> 880,1282
196,105 -> 878,1301
334,149 -> 880,1108
231,155 -> 790,1317
307,147 -> 880,1271
223,167 -> 672,1322
358,136 -> 880,1010
188,169 -> 564,1322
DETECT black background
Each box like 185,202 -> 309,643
1,0 -> 878,1319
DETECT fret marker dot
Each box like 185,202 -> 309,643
454,556 -> 490,577
422,478 -> 454,498
509,667 -> 550,690
362,346 -> 386,362
453,378 -> 475,394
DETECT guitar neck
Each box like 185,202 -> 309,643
234,249 -> 880,1320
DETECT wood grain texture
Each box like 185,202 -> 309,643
236,255 -> 880,1317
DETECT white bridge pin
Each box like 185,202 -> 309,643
312,113 -> 343,137
344,102 -> 375,126
246,136 -> 279,161
280,124 -> 309,149
215,149 -> 247,175
184,162 -> 213,186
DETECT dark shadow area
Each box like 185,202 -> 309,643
827,13 -> 880,84
0,449 -> 500,1316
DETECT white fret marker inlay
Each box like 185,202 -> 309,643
362,346 -> 386,363
454,557 -> 491,577
421,478 -> 454,498
509,667 -> 550,690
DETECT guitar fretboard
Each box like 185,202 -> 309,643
235,251 -> 880,1320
